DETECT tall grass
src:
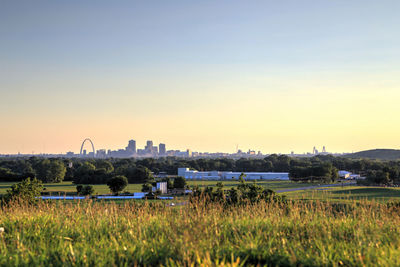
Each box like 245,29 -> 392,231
1,199 -> 400,266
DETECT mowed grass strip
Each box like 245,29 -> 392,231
284,186 -> 400,202
0,180 -> 329,195
0,182 -> 143,195
1,199 -> 400,266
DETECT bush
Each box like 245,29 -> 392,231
173,176 -> 186,189
107,176 -> 128,195
76,185 -> 95,196
2,178 -> 43,204
191,180 -> 286,206
141,183 -> 152,193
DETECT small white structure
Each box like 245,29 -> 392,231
339,171 -> 363,180
177,168 -> 289,180
156,182 -> 167,194
338,170 -> 351,179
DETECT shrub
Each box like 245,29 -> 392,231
173,176 -> 186,189
2,178 -> 43,204
107,176 -> 128,195
76,185 -> 95,196
191,180 -> 286,205
141,183 -> 152,193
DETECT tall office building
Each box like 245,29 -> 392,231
127,140 -> 136,153
159,143 -> 166,155
145,140 -> 154,153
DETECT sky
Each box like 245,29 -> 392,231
0,0 -> 399,154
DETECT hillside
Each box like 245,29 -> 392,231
343,149 -> 400,160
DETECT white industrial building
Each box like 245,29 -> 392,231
178,168 -> 289,180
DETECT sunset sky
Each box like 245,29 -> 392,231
1,1 -> 399,154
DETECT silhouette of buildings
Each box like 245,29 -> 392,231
159,143 -> 166,155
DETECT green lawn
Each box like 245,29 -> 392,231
283,186 -> 400,202
0,181 -> 143,195
0,180 -> 327,195
2,180 -> 399,203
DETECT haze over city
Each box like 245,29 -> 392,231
1,1 -> 399,154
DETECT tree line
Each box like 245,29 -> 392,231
1,155 -> 400,185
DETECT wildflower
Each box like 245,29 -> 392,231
0,227 -> 4,233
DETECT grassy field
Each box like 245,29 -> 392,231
1,199 -> 400,266
284,186 -> 400,203
2,180 -> 398,204
0,180 -> 327,195
0,182 -> 143,195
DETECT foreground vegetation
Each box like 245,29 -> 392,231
1,199 -> 400,266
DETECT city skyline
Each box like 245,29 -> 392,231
1,1 -> 400,154
0,137 -> 343,158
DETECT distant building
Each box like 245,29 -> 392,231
127,140 -> 136,154
145,140 -> 154,154
156,182 -> 168,194
248,150 -> 256,155
338,170 -> 351,179
96,149 -> 107,158
339,170 -> 363,180
177,168 -> 289,180
159,143 -> 166,155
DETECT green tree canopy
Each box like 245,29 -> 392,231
173,176 -> 186,189
126,166 -> 154,184
35,159 -> 66,183
107,176 -> 128,195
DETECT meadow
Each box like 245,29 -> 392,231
285,186 -> 400,203
2,180 -> 400,205
0,180 -> 337,195
1,198 -> 400,266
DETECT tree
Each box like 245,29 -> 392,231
0,167 -> 18,182
76,184 -> 83,194
73,162 -> 96,184
238,173 -> 246,183
107,176 -> 128,195
126,166 -> 154,184
96,160 -> 114,173
3,178 -> 43,204
76,185 -> 95,196
35,159 -> 66,183
366,170 -> 390,185
173,176 -> 186,189
141,183 -> 153,193
215,182 -> 225,201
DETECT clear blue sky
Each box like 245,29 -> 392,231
1,1 -> 399,154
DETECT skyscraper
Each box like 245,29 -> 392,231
145,140 -> 154,153
127,140 -> 136,154
159,143 -> 166,155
